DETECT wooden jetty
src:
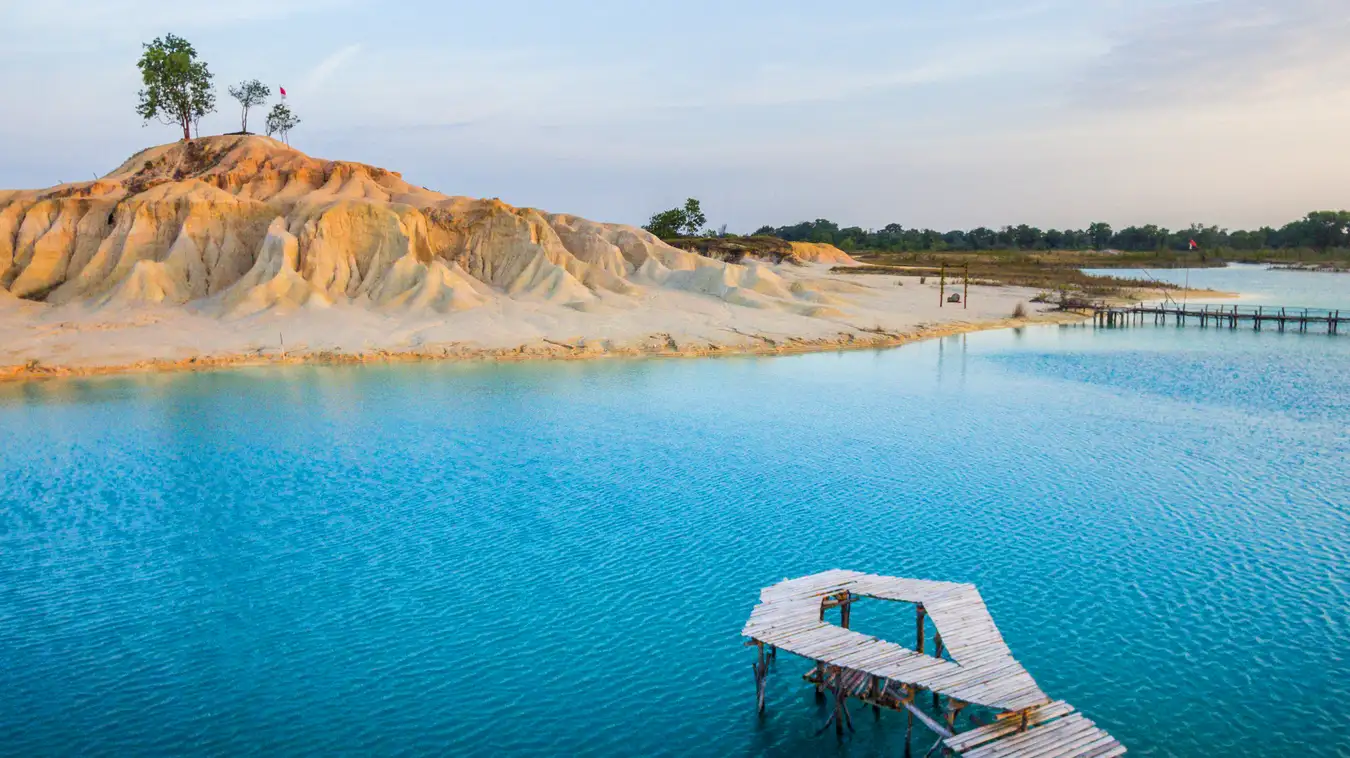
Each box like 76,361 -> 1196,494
1089,303 -> 1346,334
743,570 -> 1124,757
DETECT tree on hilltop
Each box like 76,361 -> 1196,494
136,33 -> 215,142
644,198 -> 707,239
265,103 -> 301,145
228,79 -> 270,134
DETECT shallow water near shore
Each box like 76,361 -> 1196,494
2,276 -> 1348,756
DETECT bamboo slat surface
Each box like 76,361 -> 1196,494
743,570 -> 1124,755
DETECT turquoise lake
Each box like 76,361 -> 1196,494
2,270 -> 1348,756
1086,262 -> 1349,309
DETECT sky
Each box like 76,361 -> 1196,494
1,0 -> 1348,232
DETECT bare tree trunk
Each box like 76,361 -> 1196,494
181,113 -> 191,141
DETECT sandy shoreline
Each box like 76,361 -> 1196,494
0,265 -> 1236,386
0,303 -> 1085,384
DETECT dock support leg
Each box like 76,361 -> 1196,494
754,642 -> 767,715
916,605 -> 927,655
932,633 -> 944,710
834,671 -> 844,736
905,710 -> 914,758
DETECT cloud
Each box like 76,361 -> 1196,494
1078,0 -> 1350,107
304,44 -> 364,93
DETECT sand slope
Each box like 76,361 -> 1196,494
0,136 -> 1055,375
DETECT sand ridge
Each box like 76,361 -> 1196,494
1,136 -> 1063,378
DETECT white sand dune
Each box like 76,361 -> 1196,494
0,135 -> 1055,376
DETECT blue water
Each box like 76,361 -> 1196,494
1085,262 -> 1350,309
2,277 -> 1349,757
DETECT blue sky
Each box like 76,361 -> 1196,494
2,0 -> 1347,231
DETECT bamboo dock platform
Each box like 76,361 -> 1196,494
743,570 -> 1124,757
1090,303 -> 1345,333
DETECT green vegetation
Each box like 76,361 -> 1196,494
829,255 -> 1176,300
644,198 -> 707,239
227,79 -> 270,134
265,103 -> 300,145
663,235 -> 796,264
753,211 -> 1350,261
136,33 -> 215,141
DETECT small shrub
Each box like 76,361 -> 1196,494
1030,291 -> 1053,303
1012,302 -> 1028,319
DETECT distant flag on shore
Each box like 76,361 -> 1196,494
279,86 -> 287,99
1188,239 -> 1198,250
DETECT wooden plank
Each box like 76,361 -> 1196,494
961,715 -> 1096,758
944,701 -> 1075,752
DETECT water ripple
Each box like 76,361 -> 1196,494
1,324 -> 1348,756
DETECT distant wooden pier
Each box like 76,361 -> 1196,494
743,570 -> 1124,757
1090,303 -> 1345,334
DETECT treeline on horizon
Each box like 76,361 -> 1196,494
749,210 -> 1350,254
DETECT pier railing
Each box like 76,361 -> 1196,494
1091,303 -> 1345,334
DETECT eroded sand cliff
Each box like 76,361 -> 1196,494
1,136 -> 1053,378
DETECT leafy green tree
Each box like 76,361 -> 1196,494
681,198 -> 707,236
265,103 -> 301,144
643,198 -> 707,239
1087,222 -> 1113,250
644,209 -> 685,239
228,79 -> 270,134
747,210 -> 1350,255
136,33 -> 215,142
1304,211 -> 1350,251
1013,224 -> 1043,249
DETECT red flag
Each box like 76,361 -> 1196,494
1188,239 -> 1197,250
279,86 -> 287,98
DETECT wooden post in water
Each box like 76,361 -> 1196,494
903,684 -> 915,758
947,700 -> 967,736
833,668 -> 844,736
916,605 -> 927,654
755,642 -> 767,714
905,708 -> 914,758
932,633 -> 944,711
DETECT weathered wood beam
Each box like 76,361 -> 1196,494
903,700 -> 955,739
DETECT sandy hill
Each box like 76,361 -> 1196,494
0,135 -> 856,319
